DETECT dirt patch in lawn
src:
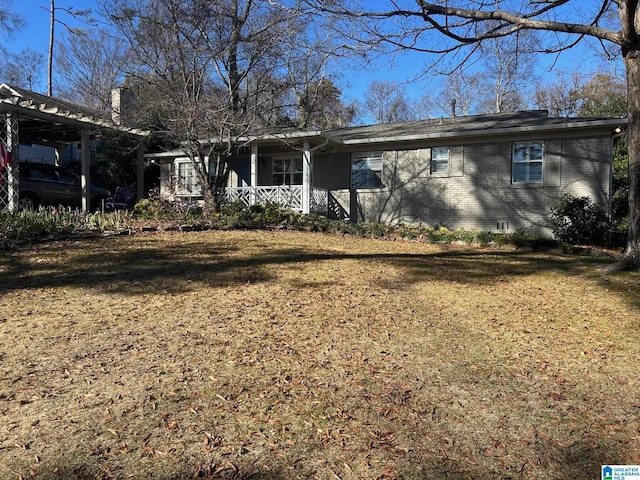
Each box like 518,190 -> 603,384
1,230 -> 639,479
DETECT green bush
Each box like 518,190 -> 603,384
550,194 -> 610,246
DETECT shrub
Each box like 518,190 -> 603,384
550,194 -> 610,246
473,230 -> 496,246
0,208 -> 134,247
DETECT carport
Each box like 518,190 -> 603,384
0,84 -> 148,212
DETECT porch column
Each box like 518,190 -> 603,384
250,145 -> 258,206
302,142 -> 311,214
80,129 -> 90,212
136,143 -> 145,201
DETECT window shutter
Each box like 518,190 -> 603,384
545,139 -> 561,187
450,146 -> 464,177
498,142 -> 512,186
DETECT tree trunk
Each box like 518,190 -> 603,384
612,50 -> 640,270
48,0 -> 55,96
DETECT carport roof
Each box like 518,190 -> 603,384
0,83 -> 147,145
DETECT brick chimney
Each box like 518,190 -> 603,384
111,86 -> 133,126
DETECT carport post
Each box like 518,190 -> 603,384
80,129 -> 90,212
4,112 -> 18,212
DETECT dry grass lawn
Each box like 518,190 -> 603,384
0,230 -> 639,480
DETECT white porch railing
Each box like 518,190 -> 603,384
223,185 -> 329,214
225,185 -> 303,211
310,187 -> 328,214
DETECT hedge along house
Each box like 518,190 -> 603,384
148,110 -> 626,236
0,84 -> 148,212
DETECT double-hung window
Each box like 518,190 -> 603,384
512,141 -> 544,184
272,157 -> 303,185
351,152 -> 383,188
176,160 -> 197,194
431,146 -> 450,175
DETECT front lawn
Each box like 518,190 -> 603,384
0,230 -> 638,479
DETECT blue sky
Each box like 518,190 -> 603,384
4,0 -> 435,109
5,0 -> 93,52
3,0 -> 623,121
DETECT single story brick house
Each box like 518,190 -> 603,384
148,110 -> 626,236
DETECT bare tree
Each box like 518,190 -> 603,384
284,38 -> 356,128
535,71 -> 626,118
479,29 -> 538,113
534,71 -> 584,117
0,0 -> 24,35
304,1 -> 640,270
56,30 -> 129,111
102,0 -> 304,213
431,69 -> 488,117
363,80 -> 416,123
426,30 -> 537,116
294,78 -> 356,128
0,48 -> 45,90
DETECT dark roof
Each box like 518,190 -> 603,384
323,110 -> 626,144
146,110 -> 628,159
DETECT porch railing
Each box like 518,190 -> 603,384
310,187 -> 328,214
224,185 -> 303,211
223,185 -> 330,214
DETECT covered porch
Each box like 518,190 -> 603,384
149,134 -> 338,216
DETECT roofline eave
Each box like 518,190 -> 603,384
338,118 -> 628,145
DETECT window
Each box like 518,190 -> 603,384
272,157 -> 303,185
512,141 -> 543,183
431,146 -> 450,174
176,161 -> 197,194
351,152 -> 383,188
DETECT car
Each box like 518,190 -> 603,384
18,163 -> 111,211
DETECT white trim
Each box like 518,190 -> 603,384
351,151 -> 383,189
0,83 -> 23,98
512,141 -> 544,184
302,142 -> 311,214
250,145 -> 258,205
431,146 -> 450,176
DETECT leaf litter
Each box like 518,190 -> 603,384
0,229 -> 639,479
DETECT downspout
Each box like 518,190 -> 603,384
308,137 -> 330,153
611,126 -> 626,213
80,129 -> 90,212
610,125 -> 626,245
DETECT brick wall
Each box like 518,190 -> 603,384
321,135 -> 612,236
